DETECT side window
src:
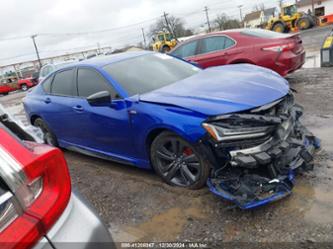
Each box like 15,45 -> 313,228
77,68 -> 118,99
42,76 -> 53,93
224,37 -> 236,49
200,36 -> 228,54
51,69 -> 75,96
172,41 -> 198,58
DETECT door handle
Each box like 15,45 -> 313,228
44,98 -> 51,104
72,105 -> 84,112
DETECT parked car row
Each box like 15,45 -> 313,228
170,28 -> 305,76
23,50 -> 319,210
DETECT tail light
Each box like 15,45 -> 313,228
0,129 -> 71,249
262,42 -> 295,52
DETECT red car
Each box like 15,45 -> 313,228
0,77 -> 37,96
170,29 -> 305,76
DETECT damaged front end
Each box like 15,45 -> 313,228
202,93 -> 320,209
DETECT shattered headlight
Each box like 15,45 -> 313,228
202,121 -> 274,142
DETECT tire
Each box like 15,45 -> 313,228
297,17 -> 311,30
33,118 -> 58,147
150,131 -> 210,189
272,22 -> 286,33
21,84 -> 28,91
160,45 -> 171,53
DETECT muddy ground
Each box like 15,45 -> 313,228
0,27 -> 332,247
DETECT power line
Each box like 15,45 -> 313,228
38,17 -> 160,37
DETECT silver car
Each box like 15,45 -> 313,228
0,105 -> 113,249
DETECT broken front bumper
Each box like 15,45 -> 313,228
204,94 -> 320,209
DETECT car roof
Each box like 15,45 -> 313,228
62,51 -> 153,69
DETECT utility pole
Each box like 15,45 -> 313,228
311,0 -> 315,14
141,28 -> 147,49
31,34 -> 42,69
97,42 -> 101,54
163,12 -> 176,39
238,5 -> 243,22
204,6 -> 212,32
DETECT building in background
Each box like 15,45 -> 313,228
243,8 -> 277,28
0,47 -> 112,79
243,10 -> 263,28
296,0 -> 333,17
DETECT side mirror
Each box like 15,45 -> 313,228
87,91 -> 111,106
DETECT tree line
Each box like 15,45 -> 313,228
149,13 -> 242,39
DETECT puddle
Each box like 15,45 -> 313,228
302,115 -> 333,152
303,52 -> 321,68
110,198 -> 207,242
292,178 -> 333,225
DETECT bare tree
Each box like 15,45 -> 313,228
215,14 -> 228,31
149,16 -> 193,38
253,3 -> 265,11
214,14 -> 241,31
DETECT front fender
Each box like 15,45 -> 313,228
130,102 -> 208,162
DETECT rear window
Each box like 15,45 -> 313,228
51,69 -> 75,96
42,76 -> 53,93
241,29 -> 291,39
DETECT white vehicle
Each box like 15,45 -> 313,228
39,60 -> 78,83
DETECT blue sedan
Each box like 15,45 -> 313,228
23,51 -> 318,209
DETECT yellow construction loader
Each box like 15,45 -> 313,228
266,3 -> 317,33
152,32 -> 177,53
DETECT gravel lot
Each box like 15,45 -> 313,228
0,27 -> 332,246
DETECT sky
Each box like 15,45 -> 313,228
0,0 -> 279,66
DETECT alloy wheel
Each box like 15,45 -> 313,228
154,138 -> 201,187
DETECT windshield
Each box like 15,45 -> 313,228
165,33 -> 173,41
284,5 -> 297,16
103,53 -> 201,96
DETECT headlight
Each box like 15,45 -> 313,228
202,123 -> 273,142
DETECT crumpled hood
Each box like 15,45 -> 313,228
139,64 -> 289,116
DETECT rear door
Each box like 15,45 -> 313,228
193,35 -> 236,68
41,68 -> 78,144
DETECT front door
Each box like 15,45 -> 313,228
71,67 -> 133,159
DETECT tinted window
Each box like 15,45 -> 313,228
51,69 -> 75,96
104,53 -> 200,96
77,68 -> 118,98
42,76 -> 53,93
200,36 -> 235,54
171,41 -> 198,58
